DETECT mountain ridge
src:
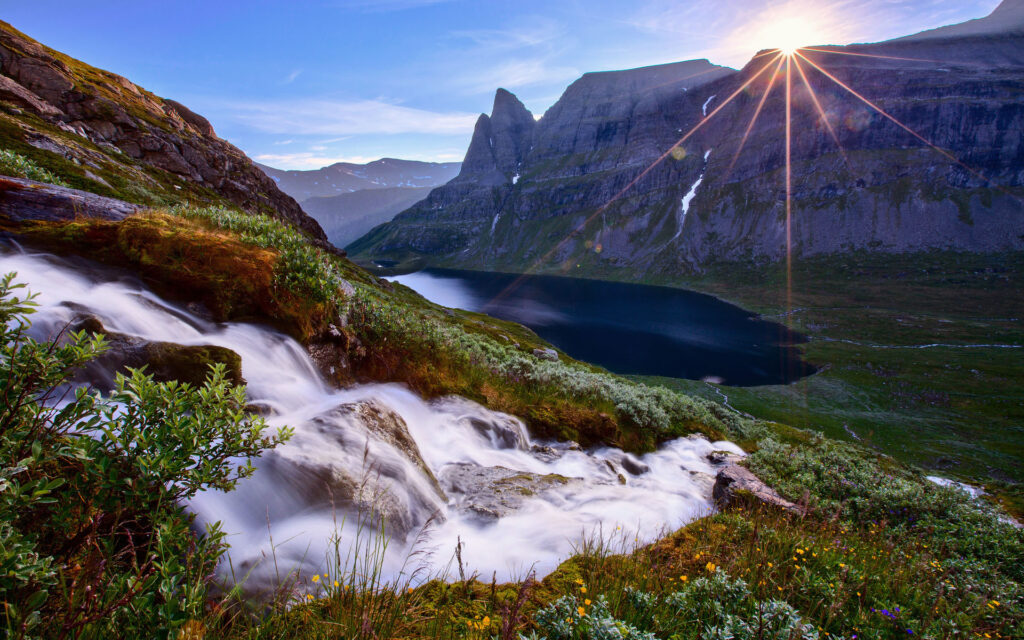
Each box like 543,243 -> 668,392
350,9 -> 1024,277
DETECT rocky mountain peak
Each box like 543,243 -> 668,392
454,88 -> 535,185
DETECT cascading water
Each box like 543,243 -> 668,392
0,245 -> 744,588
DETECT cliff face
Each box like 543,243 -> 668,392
351,4 -> 1024,276
0,21 -> 326,242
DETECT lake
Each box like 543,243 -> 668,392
388,269 -> 815,386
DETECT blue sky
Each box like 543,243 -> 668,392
4,0 -> 1000,169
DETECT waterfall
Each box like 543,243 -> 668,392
0,246 -> 744,587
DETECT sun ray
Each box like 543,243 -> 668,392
785,55 -> 794,318
796,51 -> 1003,191
725,55 -> 786,180
791,54 -> 850,168
800,46 -> 948,65
484,52 -> 786,306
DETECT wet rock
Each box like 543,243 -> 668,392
465,414 -> 529,450
439,463 -> 580,521
712,463 -> 803,515
706,450 -> 745,466
268,400 -> 447,539
66,313 -> 244,390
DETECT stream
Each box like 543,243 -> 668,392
1,246 -> 744,588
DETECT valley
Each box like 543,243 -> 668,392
0,2 -> 1021,639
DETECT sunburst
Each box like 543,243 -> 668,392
487,20 -> 1006,321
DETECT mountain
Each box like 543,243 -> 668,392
0,21 -> 326,242
895,0 -> 1024,42
300,186 -> 434,249
350,3 -> 1024,277
258,158 -> 461,201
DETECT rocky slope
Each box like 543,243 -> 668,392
0,20 -> 326,242
350,1 -> 1024,276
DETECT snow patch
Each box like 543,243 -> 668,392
670,150 -> 712,243
512,173 -> 520,185
702,95 -> 717,116
491,213 -> 501,233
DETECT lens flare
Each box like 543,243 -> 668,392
763,17 -> 819,55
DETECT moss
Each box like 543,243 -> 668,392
141,343 -> 244,388
9,211 -> 333,341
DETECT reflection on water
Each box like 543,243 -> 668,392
389,268 -> 815,386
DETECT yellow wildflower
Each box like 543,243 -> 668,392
580,586 -> 587,594
577,607 -> 586,617
705,562 -> 716,572
585,599 -> 592,605
680,575 -> 688,582
482,616 -> 490,626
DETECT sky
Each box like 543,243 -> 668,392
2,0 -> 1001,169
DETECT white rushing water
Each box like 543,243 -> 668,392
0,246 -> 743,586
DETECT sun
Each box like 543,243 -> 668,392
761,16 -> 820,55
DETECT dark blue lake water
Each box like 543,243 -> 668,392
389,268 -> 815,387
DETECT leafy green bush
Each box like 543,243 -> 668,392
524,572 -> 824,640
0,273 -> 290,639
744,434 -> 1024,582
0,149 -> 68,186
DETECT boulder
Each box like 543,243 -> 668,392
0,73 -> 60,116
268,400 -> 447,539
439,463 -> 580,521
0,176 -> 142,222
66,314 -> 244,390
712,463 -> 803,515
532,347 -> 559,361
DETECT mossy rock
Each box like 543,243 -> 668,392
140,342 -> 244,388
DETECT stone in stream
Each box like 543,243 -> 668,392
65,313 -> 244,390
439,463 -> 582,521
265,400 -> 448,541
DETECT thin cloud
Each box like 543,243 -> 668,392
283,69 -> 303,85
255,152 -> 382,169
224,99 -> 478,135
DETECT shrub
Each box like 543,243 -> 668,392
0,149 -> 68,186
0,273 -> 290,639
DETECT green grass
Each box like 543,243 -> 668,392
621,252 -> 1024,497
0,149 -> 68,186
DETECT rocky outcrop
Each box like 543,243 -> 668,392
351,3 -> 1024,276
439,463 -> 579,520
709,452 -> 803,515
0,20 -> 327,244
266,400 -> 447,540
0,175 -> 142,223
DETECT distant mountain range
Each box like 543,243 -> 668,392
257,158 -> 460,249
349,0 -> 1024,279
